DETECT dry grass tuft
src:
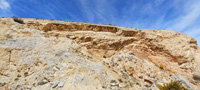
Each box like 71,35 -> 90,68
159,81 -> 188,90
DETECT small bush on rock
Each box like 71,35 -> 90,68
159,64 -> 165,70
159,81 -> 188,90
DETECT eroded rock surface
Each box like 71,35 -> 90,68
0,18 -> 200,90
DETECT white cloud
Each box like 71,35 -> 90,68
183,27 -> 200,37
0,0 -> 13,17
167,0 -> 200,31
0,0 -> 10,10
154,0 -> 165,6
78,0 -> 116,24
183,27 -> 200,46
164,0 -> 200,47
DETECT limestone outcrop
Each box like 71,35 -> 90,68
0,18 -> 200,90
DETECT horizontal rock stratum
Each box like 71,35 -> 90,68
0,18 -> 200,90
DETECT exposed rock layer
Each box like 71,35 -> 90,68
0,18 -> 200,90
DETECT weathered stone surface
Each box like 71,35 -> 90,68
0,18 -> 200,90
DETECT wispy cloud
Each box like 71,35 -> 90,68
184,27 -> 200,38
167,0 -> 200,32
0,0 -> 13,17
77,0 -> 117,24
0,0 -> 10,10
183,27 -> 200,45
1,0 -> 199,45
163,0 -> 200,45
154,0 -> 165,6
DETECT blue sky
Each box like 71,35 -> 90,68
0,0 -> 200,45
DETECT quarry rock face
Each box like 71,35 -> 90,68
0,18 -> 200,90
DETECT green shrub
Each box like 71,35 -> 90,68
159,81 -> 188,90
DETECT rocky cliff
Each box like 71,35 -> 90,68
0,18 -> 200,90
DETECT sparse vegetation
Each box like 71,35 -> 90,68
159,64 -> 165,70
168,69 -> 176,74
159,81 -> 188,90
13,18 -> 24,24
